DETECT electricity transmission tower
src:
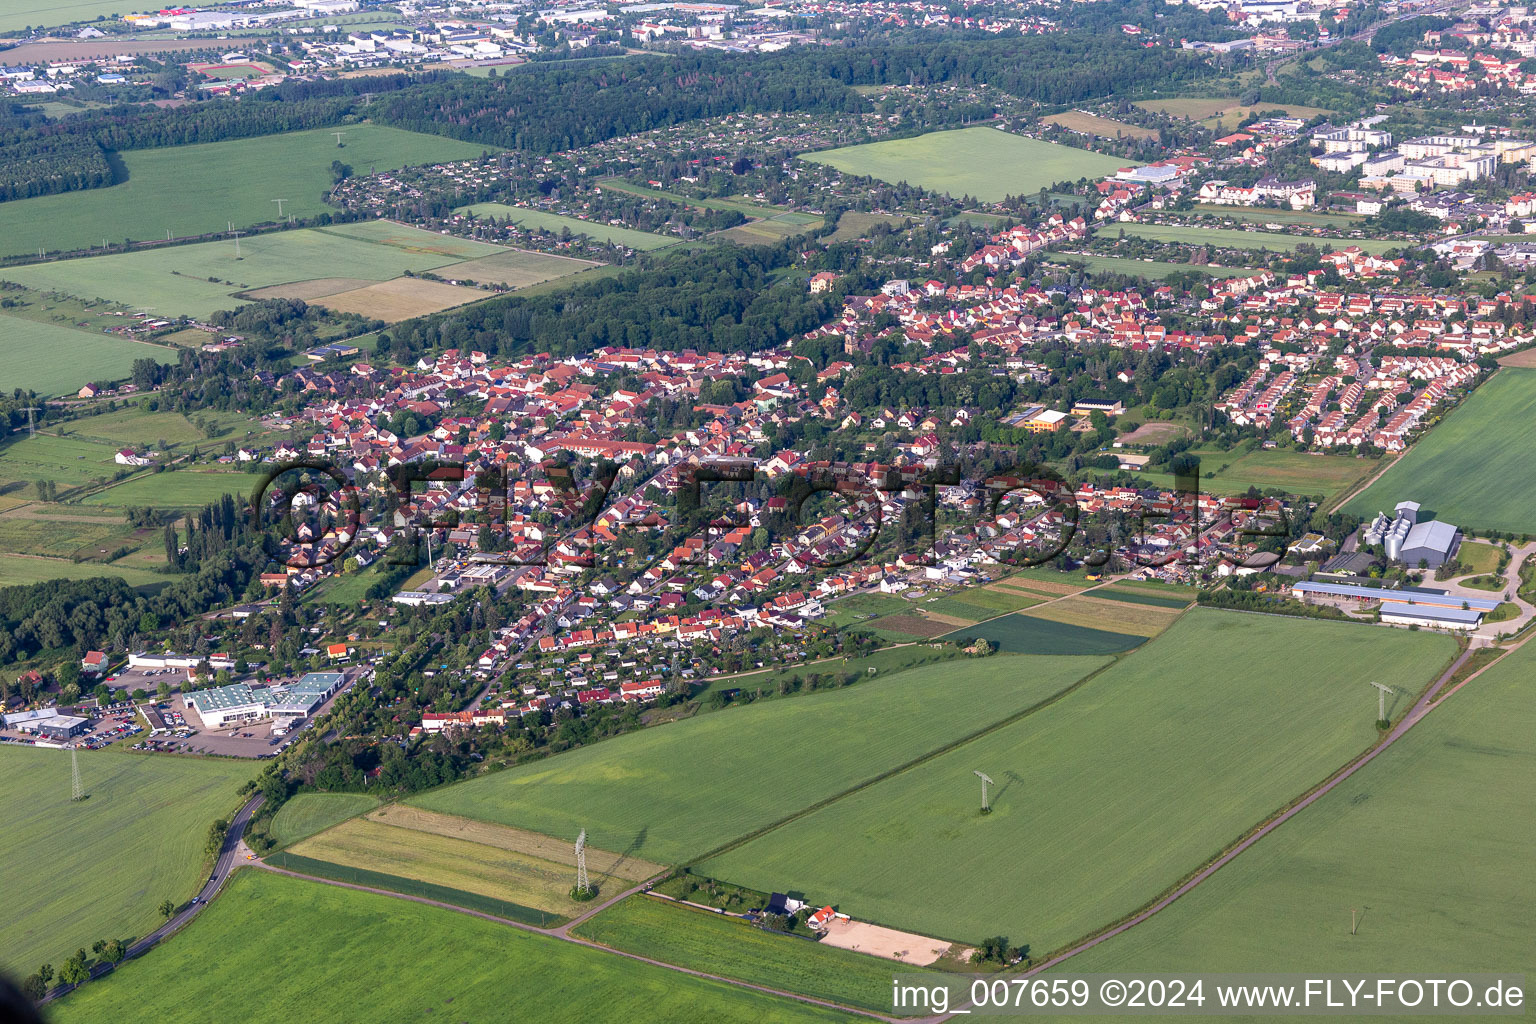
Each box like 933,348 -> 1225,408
1369,681 -> 1395,725
230,230 -> 244,259
974,770 -> 994,814
272,198 -> 288,218
19,406 -> 40,438
71,748 -> 84,802
332,130 -> 348,147
574,829 -> 590,896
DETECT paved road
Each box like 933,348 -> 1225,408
38,793 -> 264,1006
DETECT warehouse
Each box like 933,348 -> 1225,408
1378,602 -> 1484,631
185,683 -> 277,729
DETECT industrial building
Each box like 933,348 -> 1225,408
1360,501 -> 1461,568
185,684 -> 278,729
2,707 -> 90,740
1292,580 -> 1498,630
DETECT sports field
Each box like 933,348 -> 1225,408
941,612 -> 1146,655
0,313 -> 176,397
802,127 -> 1128,204
0,126 -> 496,258
1064,638 -> 1535,983
456,202 -> 679,250
1113,223 -> 1399,254
47,871 -> 857,1024
409,654 -> 1110,863
575,894 -> 939,1014
269,793 -> 379,847
0,746 -> 254,974
698,612 -> 1455,948
1343,369 -> 1536,533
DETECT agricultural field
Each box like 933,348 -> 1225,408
456,202 -> 679,250
690,644 -> 965,705
47,871 -> 858,1024
409,654 -> 1110,863
0,0 -> 127,32
1343,369 -> 1536,533
286,815 -> 605,917
698,612 -> 1457,949
1022,592 -> 1186,637
82,469 -> 251,509
1045,253 -> 1251,280
0,433 -> 128,492
0,746 -> 254,974
0,313 -> 176,397
716,212 -> 824,246
310,277 -> 486,320
0,506 -> 157,562
2,223 -> 507,320
802,127 -> 1128,204
269,793 -> 379,847
448,247 -> 603,288
1063,639 -> 1535,984
1112,223 -> 1400,254
940,612 -> 1146,655
823,210 -> 909,243
1042,110 -> 1157,141
0,126 -> 496,258
1126,446 -> 1380,505
0,552 -> 168,588
818,592 -> 914,628
574,894 -> 939,1014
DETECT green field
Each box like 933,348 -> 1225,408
0,126 -> 496,258
0,0 -> 127,31
269,793 -> 379,847
0,433 -> 130,491
1343,369 -> 1536,533
1045,253 -> 1251,280
1063,639 -> 1535,987
698,612 -> 1456,948
803,127 -> 1127,204
941,613 -> 1145,655
1090,587 -> 1191,609
456,203 -> 679,250
1190,204 -> 1364,228
1112,223 -> 1400,255
410,654 -> 1110,863
0,313 -> 176,397
0,553 -> 168,589
47,871 -> 858,1024
818,592 -> 914,628
0,746 -> 254,974
574,894 -> 938,1014
83,469 -> 251,509
3,222 -> 506,320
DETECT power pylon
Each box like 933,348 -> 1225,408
71,748 -> 85,802
574,829 -> 590,896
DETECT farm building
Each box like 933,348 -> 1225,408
1377,602 -> 1484,631
1361,501 -> 1460,567
1291,580 -> 1497,629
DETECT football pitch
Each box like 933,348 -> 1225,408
802,127 -> 1128,203
0,125 -> 495,258
1063,637 -> 1536,982
408,654 -> 1110,863
46,871 -> 857,1024
1343,368 -> 1536,533
696,611 -> 1456,949
0,746 -> 254,974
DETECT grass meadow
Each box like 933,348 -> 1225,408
1045,253 -> 1251,280
698,612 -> 1456,948
409,654 -> 1110,863
803,127 -> 1127,203
82,469 -> 251,509
0,314 -> 176,397
1343,369 -> 1536,533
0,746 -> 254,974
1113,223 -> 1400,254
456,202 -> 679,250
269,792 -> 379,847
2,223 -> 501,320
46,871 -> 858,1024
0,126 -> 495,258
0,0 -> 131,31
574,894 -> 940,1014
1060,638 -> 1536,987
0,553 -> 167,588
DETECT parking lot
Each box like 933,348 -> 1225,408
102,666 -> 186,697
